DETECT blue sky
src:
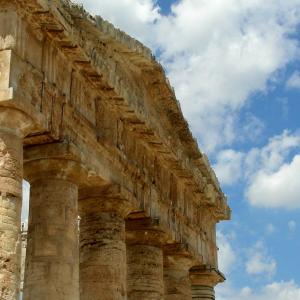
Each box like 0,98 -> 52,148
24,0 -> 300,298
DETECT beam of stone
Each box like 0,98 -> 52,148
23,158 -> 85,300
163,244 -> 197,300
0,103 -> 36,299
126,217 -> 167,300
190,266 -> 225,300
79,190 -> 133,300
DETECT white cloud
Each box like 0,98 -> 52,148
240,114 -> 265,143
210,130 -> 300,209
286,71 -> 300,89
213,150 -> 244,186
155,0 -> 300,152
245,241 -> 277,277
72,0 -> 300,153
246,155 -> 300,209
72,0 -> 160,46
288,220 -> 297,231
71,1 -> 300,208
217,231 -> 236,275
257,130 -> 300,172
216,280 -> 300,300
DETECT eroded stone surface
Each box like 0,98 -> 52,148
23,178 -> 79,300
126,218 -> 166,300
79,197 -> 131,300
191,285 -> 215,300
0,0 -> 231,298
0,130 -> 22,300
163,252 -> 196,300
190,266 -> 225,300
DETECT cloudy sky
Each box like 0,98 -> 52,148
24,0 -> 300,298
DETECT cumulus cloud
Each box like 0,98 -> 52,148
286,71 -> 300,89
215,130 -> 300,209
246,155 -> 300,208
72,0 -> 160,44
154,0 -> 300,152
245,241 -> 277,277
245,130 -> 300,209
216,280 -> 300,300
72,0 -> 300,153
217,231 -> 236,275
213,150 -> 244,185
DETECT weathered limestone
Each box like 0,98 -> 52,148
163,245 -> 196,300
23,159 -> 81,300
0,108 -> 34,300
79,189 -> 132,300
126,217 -> 166,300
0,1 -> 231,297
190,266 -> 225,300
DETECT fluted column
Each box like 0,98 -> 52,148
126,217 -> 167,300
190,266 -> 225,300
79,189 -> 133,300
0,108 -> 34,300
23,158 -> 82,300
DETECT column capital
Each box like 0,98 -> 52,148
126,217 -> 168,247
24,143 -> 103,186
190,265 -> 225,287
0,107 -> 36,137
79,185 -> 135,218
164,243 -> 198,271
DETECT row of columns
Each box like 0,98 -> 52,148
0,110 -> 223,300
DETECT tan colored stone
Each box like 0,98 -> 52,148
0,107 -> 36,300
126,217 -> 167,300
164,244 -> 198,300
190,266 -> 225,300
23,160 -> 80,300
79,194 -> 133,300
0,1 -> 231,297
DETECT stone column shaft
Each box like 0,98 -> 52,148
126,219 -> 166,300
79,196 -> 132,300
164,245 -> 197,300
190,267 -> 225,300
0,129 -> 22,300
164,265 -> 192,300
23,177 -> 79,300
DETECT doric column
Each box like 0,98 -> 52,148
23,157 -> 83,300
126,217 -> 167,300
79,188 -> 133,300
0,107 -> 34,300
163,244 -> 197,300
190,266 -> 225,300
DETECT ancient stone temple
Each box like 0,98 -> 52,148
0,1 -> 230,299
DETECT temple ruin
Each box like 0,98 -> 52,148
0,0 -> 230,299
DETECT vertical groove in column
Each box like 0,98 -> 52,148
192,285 -> 215,299
79,198 -> 129,300
23,178 -> 79,300
0,130 -> 22,300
